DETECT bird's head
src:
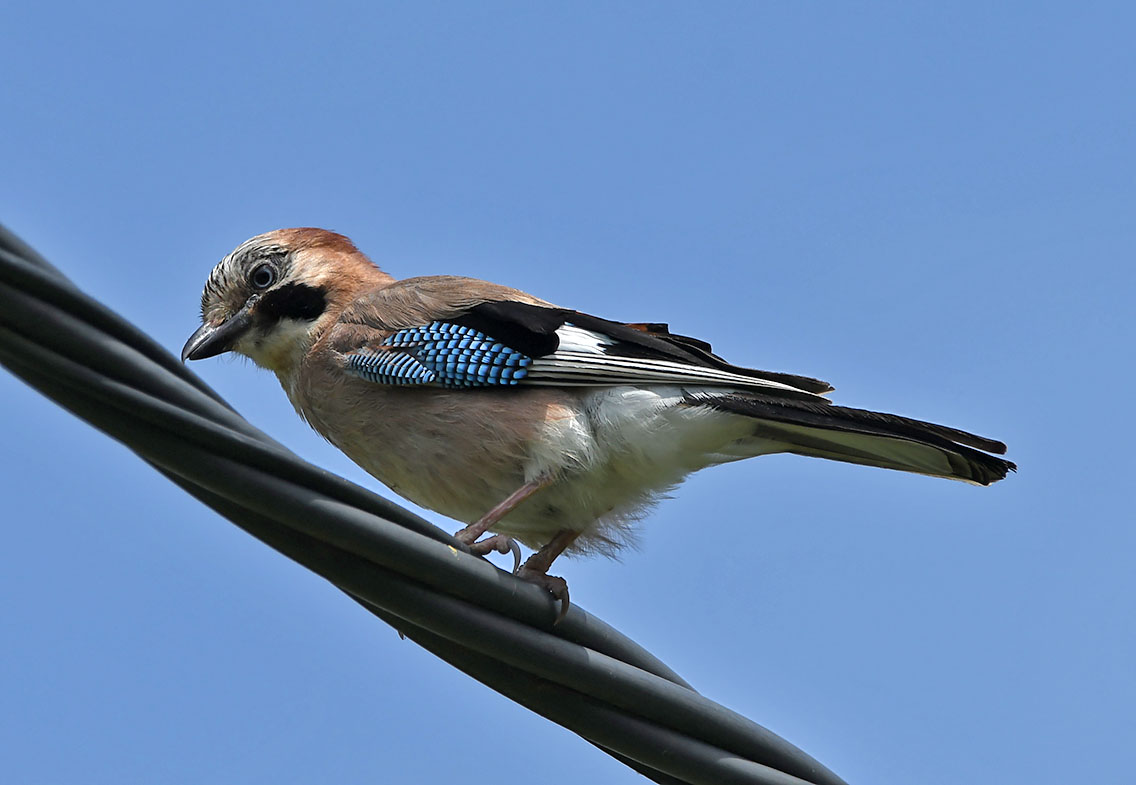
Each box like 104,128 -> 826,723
182,228 -> 390,373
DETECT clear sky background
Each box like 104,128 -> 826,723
2,3 -> 1133,784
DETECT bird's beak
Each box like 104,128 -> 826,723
181,300 -> 256,362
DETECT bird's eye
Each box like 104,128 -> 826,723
249,263 -> 277,290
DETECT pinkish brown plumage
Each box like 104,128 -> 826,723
183,228 -> 1015,620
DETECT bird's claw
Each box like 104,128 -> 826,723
516,567 -> 570,624
464,534 -> 522,573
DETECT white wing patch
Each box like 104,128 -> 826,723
522,324 -> 824,397
552,324 -> 616,352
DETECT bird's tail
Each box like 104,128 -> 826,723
692,394 -> 1016,486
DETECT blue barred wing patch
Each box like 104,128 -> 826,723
346,321 -> 532,388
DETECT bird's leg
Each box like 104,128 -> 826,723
517,528 -> 580,624
454,477 -> 550,571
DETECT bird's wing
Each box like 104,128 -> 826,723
337,281 -> 833,401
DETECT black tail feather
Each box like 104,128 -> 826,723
692,393 -> 1016,486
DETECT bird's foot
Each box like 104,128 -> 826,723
453,478 -> 550,549
461,533 -> 522,573
516,566 -> 570,625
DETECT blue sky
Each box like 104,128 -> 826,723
2,2 -> 1133,783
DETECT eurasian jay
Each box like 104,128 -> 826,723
182,228 -> 1015,620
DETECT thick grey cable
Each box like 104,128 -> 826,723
0,224 -> 848,785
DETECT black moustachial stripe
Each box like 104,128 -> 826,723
258,283 -> 328,322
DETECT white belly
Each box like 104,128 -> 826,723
493,386 -> 781,554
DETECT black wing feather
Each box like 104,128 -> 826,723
449,300 -> 835,395
449,300 -> 563,357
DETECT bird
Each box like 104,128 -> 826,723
182,228 -> 1015,621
